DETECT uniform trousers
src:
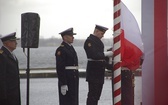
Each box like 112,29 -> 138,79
58,69 -> 79,105
86,82 -> 103,105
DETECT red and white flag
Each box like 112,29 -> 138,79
120,2 -> 143,70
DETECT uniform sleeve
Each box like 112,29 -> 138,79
0,54 -> 7,100
55,48 -> 67,85
84,40 -> 105,60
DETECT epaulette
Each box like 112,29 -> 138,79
0,49 -> 3,54
60,45 -> 64,47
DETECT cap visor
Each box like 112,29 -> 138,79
10,38 -> 20,41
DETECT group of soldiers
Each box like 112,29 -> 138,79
56,24 -> 136,105
0,24 -> 136,105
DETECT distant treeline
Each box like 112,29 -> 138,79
0,38 -> 113,47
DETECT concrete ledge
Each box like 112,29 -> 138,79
19,68 -> 141,78
20,70 -> 87,78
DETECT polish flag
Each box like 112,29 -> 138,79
120,2 -> 144,70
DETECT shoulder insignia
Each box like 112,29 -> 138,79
88,43 -> 91,47
57,51 -> 61,56
60,45 -> 64,47
0,50 -> 3,54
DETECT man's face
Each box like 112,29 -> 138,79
4,40 -> 17,51
63,35 -> 74,44
95,29 -> 105,39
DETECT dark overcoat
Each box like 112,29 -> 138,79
55,42 -> 79,105
0,46 -> 21,105
84,34 -> 107,84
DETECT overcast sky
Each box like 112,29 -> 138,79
0,0 -> 141,39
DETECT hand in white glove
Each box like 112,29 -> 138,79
61,85 -> 68,95
104,51 -> 113,57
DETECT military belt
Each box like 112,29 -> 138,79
88,59 -> 105,62
65,66 -> 78,70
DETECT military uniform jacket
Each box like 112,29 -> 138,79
0,46 -> 21,105
55,41 -> 79,86
84,34 -> 106,84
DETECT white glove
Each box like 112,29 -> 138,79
104,51 -> 113,57
61,85 -> 68,95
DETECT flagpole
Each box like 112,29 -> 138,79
113,0 -> 121,105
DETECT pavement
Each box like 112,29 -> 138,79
20,77 -> 142,105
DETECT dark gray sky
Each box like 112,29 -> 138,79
0,0 -> 141,39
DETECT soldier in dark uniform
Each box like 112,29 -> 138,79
0,32 -> 21,105
84,25 -> 113,105
55,28 -> 79,105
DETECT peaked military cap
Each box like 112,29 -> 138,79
95,24 -> 108,32
0,32 -> 19,42
59,27 -> 76,36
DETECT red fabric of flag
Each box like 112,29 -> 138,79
120,29 -> 143,70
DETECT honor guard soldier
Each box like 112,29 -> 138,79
0,32 -> 21,105
84,24 -> 113,105
55,28 -> 79,105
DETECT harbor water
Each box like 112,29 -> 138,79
14,46 -> 88,69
